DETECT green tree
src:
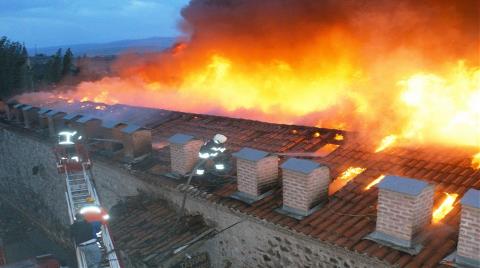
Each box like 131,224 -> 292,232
0,36 -> 30,98
47,48 -> 63,83
62,48 -> 74,76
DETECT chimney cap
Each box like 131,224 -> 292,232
13,103 -> 26,109
45,110 -> 65,117
76,115 -> 100,123
121,124 -> 146,134
168,133 -> 195,145
281,158 -> 322,174
21,105 -> 36,111
63,113 -> 83,120
461,188 -> 480,208
101,120 -> 127,129
233,147 -> 270,161
378,175 -> 430,196
37,108 -> 52,115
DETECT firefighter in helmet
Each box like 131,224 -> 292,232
196,134 -> 228,175
79,197 -> 110,238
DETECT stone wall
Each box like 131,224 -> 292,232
0,125 -> 390,268
0,127 -> 71,247
457,205 -> 480,262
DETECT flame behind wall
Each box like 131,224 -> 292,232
18,0 -> 480,148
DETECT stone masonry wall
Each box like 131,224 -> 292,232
0,125 -> 391,268
0,127 -> 72,247
457,205 -> 480,261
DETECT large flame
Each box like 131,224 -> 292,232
329,167 -> 366,195
16,0 -> 480,150
432,192 -> 459,223
472,152 -> 480,170
375,136 -> 398,153
365,175 -> 386,190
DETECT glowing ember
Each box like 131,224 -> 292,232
329,166 -> 366,195
375,135 -> 397,153
334,134 -> 344,141
95,105 -> 106,110
67,99 -> 74,104
472,152 -> 480,170
314,144 -> 339,157
80,97 -> 89,102
313,132 -> 320,138
365,175 -> 386,190
338,167 -> 366,181
432,192 -> 458,223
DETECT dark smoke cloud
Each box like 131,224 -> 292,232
178,0 -> 478,65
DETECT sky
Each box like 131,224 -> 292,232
0,0 -> 190,47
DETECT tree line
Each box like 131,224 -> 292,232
0,36 -> 77,99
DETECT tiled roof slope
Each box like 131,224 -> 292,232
108,197 -> 211,266
146,112 -> 479,267
204,136 -> 479,268
144,110 -> 479,267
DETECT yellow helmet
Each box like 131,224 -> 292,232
86,196 -> 95,203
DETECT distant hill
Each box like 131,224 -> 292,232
29,36 -> 177,56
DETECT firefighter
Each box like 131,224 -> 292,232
70,213 -> 102,268
79,197 -> 110,237
196,134 -> 228,175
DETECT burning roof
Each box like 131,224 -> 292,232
3,100 -> 480,267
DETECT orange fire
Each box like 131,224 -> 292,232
472,153 -> 480,170
375,135 -> 397,153
365,175 -> 386,190
334,134 -> 344,141
329,167 -> 366,195
432,192 -> 459,223
15,0 -> 479,151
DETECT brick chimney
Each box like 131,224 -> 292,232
12,103 -> 25,123
456,188 -> 480,267
280,158 -> 330,215
233,147 -> 279,198
375,176 -> 435,248
100,121 -> 128,152
37,108 -> 52,129
4,101 -> 14,120
22,105 -> 40,129
168,134 -> 203,176
120,124 -> 152,159
46,110 -> 67,137
72,116 -> 102,140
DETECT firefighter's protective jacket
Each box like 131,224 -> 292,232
198,140 -> 226,159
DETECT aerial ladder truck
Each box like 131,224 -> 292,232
54,130 -> 122,268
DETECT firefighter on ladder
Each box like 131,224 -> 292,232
80,197 -> 110,238
195,134 -> 228,175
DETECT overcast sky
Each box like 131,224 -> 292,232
0,0 -> 189,47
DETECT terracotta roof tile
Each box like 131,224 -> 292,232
120,109 -> 480,267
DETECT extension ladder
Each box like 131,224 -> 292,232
63,162 -> 121,268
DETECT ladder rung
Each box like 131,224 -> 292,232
70,185 -> 88,191
72,194 -> 89,200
